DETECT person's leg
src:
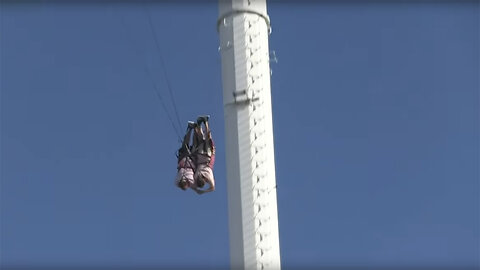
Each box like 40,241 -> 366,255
204,121 -> 212,139
197,115 -> 209,131
193,124 -> 204,145
180,121 -> 197,151
198,116 -> 213,152
182,125 -> 193,146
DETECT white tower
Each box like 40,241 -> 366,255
217,0 -> 281,269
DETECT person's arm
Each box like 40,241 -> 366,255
196,177 -> 215,195
191,185 -> 203,194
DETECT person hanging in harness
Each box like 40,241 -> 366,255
191,115 -> 216,195
174,121 -> 197,191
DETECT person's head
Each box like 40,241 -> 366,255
178,179 -> 189,190
196,178 -> 205,188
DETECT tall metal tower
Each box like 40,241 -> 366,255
217,0 -> 281,269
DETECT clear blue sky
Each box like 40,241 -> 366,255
1,1 -> 478,269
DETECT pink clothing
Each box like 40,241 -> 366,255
194,163 -> 215,187
175,167 -> 194,187
175,156 -> 195,188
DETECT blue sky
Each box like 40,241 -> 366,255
1,1 -> 478,269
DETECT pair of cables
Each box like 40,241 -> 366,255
121,3 -> 183,142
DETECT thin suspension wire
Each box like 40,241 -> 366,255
143,3 -> 183,136
120,15 -> 182,142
